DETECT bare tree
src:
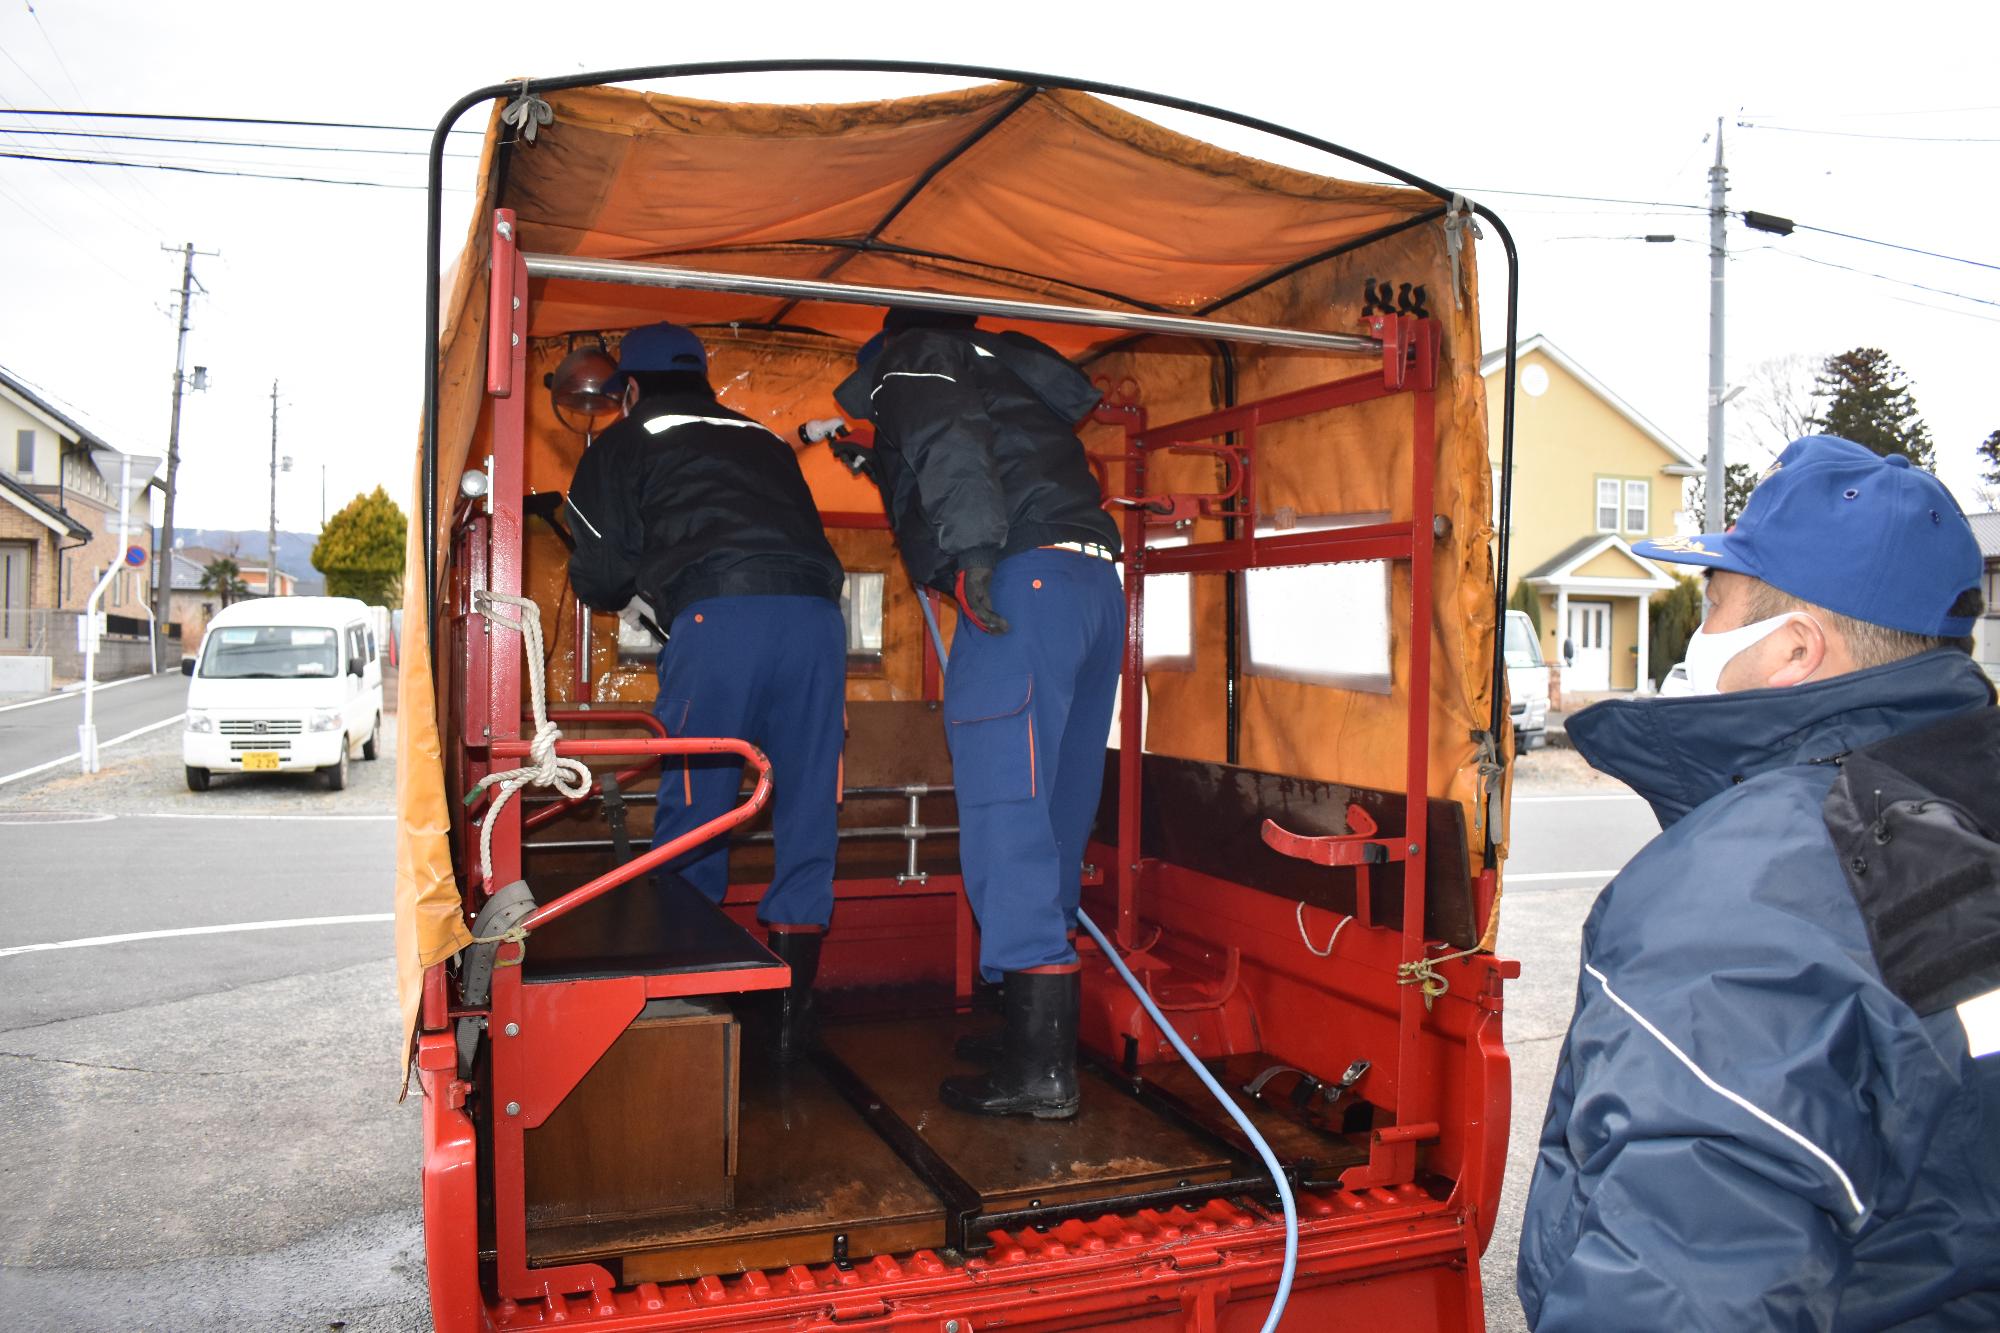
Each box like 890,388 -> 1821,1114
1734,354 -> 1826,462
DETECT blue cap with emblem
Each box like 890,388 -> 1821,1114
606,321 -> 708,395
1633,434 -> 1983,637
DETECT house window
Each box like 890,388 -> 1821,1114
1243,512 -> 1392,692
1595,478 -> 1619,533
838,571 -> 884,671
1139,533 -> 1194,668
14,430 -> 32,474
1624,479 -> 1649,534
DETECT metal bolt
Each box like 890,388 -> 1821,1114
945,1322 -> 962,1333
510,333 -> 519,346
504,1101 -> 521,1116
1408,842 -> 1421,856
511,296 -> 520,310
503,1022 -> 519,1037
496,220 -> 512,238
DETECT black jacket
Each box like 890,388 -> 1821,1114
834,328 -> 1118,591
565,388 -> 842,625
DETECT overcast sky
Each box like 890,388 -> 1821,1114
0,1 -> 1993,545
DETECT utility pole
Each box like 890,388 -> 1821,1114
1706,119 -> 1728,529
267,378 -> 281,596
152,241 -> 215,640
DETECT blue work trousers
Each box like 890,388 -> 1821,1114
652,595 -> 846,928
944,549 -> 1124,980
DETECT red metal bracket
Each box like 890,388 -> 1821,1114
1338,1120 -> 1440,1191
1259,804 -> 1405,867
487,209 -> 520,397
1100,439 -> 1245,528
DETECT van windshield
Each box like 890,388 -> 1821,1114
200,625 -> 339,679
1503,616 -> 1544,669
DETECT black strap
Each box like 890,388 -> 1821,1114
1824,708 -> 2000,1016
600,771 -> 632,864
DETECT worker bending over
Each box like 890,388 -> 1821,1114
567,321 -> 845,1062
836,307 -> 1123,1120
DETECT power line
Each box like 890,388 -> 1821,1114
1737,121 -> 2000,145
0,106 -> 482,134
1,125 -> 480,158
1781,220 -> 1998,274
1751,247 -> 2000,310
0,149 -> 454,190
1457,185 -> 1708,212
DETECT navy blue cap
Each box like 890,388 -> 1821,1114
606,322 -> 708,395
1634,434 -> 1982,637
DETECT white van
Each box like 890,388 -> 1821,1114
1504,609 -> 1551,751
181,596 -> 384,792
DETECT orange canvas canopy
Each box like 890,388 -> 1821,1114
398,77 -> 1506,1068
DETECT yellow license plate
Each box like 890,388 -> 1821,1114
241,752 -> 282,771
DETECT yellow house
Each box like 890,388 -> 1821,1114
1484,335 -> 1701,693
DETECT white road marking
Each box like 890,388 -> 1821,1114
0,812 -> 114,825
120,812 -> 395,822
0,913 -> 394,959
1512,792 -> 1644,803
1504,869 -> 1622,882
0,672 -> 168,714
0,713 -> 186,789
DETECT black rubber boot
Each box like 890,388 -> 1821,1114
939,970 -> 1080,1119
952,1028 -> 1004,1063
766,929 -> 823,1064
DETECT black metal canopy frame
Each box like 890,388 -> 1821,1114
422,59 -> 1521,865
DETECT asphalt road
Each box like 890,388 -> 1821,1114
0,671 -> 190,788
0,731 -> 1656,1333
0,717 -> 420,1332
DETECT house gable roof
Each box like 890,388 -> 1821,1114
1482,335 -> 1702,472
1969,511 -> 2000,561
0,363 -> 107,452
1521,532 -> 1677,591
0,470 -> 89,539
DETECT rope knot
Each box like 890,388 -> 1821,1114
466,591 -> 591,885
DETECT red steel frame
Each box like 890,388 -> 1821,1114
420,213 -> 1504,1330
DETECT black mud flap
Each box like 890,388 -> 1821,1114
456,879 -> 537,1079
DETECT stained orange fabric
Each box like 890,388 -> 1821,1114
397,82 -> 1506,1073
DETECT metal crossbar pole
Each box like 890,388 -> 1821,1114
520,254 -> 1383,355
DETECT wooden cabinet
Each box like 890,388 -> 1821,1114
525,997 -> 739,1228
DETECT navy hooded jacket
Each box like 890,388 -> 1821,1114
1519,649 -> 2000,1331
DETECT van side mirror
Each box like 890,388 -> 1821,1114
181,658 -> 195,677
1562,638 -> 1576,664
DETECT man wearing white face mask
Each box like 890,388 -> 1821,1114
1518,434 -> 2000,1332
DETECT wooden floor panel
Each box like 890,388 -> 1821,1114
819,1015 -> 1234,1212
527,1057 -> 944,1281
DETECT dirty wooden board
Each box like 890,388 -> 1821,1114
820,1016 -> 1233,1213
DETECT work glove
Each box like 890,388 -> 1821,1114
954,564 -> 1009,636
829,436 -> 879,484
618,595 -> 666,652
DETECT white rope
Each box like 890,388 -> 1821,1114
467,590 -> 591,887
1297,900 -> 1353,958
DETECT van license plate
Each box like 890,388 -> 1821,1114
241,752 -> 281,771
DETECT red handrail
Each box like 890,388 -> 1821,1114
520,708 -> 668,833
484,735 -> 773,933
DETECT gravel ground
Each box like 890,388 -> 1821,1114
1511,742 -> 1629,793
0,714 -> 397,815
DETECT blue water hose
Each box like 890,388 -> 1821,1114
918,590 -> 1298,1331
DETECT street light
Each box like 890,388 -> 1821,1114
79,447 -> 163,774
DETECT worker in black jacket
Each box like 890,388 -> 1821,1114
568,322 -> 844,1061
834,308 -> 1124,1119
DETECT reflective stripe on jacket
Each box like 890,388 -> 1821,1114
565,388 -> 842,625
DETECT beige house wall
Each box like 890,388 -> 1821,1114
1488,344 -> 1692,689
0,504 -> 61,608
